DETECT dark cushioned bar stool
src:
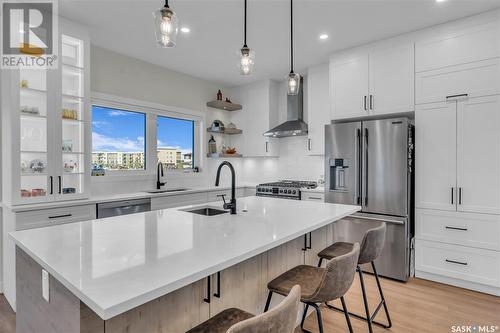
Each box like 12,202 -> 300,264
264,243 -> 360,333
318,223 -> 392,333
186,284 -> 301,333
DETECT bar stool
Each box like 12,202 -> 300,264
186,285 -> 301,333
317,223 -> 392,333
264,243 -> 360,333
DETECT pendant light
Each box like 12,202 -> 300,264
153,0 -> 180,48
238,0 -> 254,75
287,0 -> 300,95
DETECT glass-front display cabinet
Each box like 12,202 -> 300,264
1,20 -> 90,205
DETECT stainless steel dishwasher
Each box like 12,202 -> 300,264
97,198 -> 151,218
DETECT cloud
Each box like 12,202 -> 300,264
92,132 -> 145,152
108,110 -> 132,117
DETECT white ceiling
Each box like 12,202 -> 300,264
59,0 -> 500,87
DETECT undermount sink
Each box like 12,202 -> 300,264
144,188 -> 189,194
183,206 -> 229,216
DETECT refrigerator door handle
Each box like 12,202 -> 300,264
364,128 -> 369,206
355,128 -> 361,205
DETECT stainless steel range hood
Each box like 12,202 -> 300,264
264,78 -> 307,138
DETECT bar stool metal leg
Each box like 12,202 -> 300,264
264,291 -> 273,312
300,304 -> 310,330
325,263 -> 392,330
358,266 -> 374,333
317,257 -> 324,267
340,296 -> 354,333
372,262 -> 392,328
310,303 -> 324,333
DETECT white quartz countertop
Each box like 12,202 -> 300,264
10,197 -> 360,320
5,184 -> 257,212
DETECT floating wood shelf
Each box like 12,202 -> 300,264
206,100 -> 242,111
207,128 -> 243,135
207,153 -> 243,158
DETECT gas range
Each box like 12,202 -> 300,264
256,180 -> 318,200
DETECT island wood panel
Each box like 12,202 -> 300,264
266,236 -> 306,310
105,278 -> 209,333
208,254 -> 266,317
16,247 -> 105,333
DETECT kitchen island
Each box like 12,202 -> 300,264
10,196 -> 359,333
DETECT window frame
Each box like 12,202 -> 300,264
91,92 -> 203,180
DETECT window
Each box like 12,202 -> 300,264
91,106 -> 146,171
157,116 -> 194,170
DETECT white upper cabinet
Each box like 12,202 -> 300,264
330,54 -> 369,120
306,64 -> 330,155
457,95 -> 500,214
1,19 -> 90,205
415,21 -> 500,105
415,21 -> 500,73
229,80 -> 279,157
416,58 -> 500,105
369,42 -> 415,115
415,102 -> 457,211
330,41 -> 414,120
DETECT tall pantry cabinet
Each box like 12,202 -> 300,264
415,17 -> 500,296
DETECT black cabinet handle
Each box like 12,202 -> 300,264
48,214 -> 72,219
445,259 -> 467,266
302,234 -> 307,251
369,95 -> 373,110
445,226 -> 468,231
49,176 -> 53,195
458,187 -> 462,205
451,187 -> 454,205
58,176 -> 62,194
364,96 -> 368,111
265,142 -> 269,153
446,93 -> 468,100
203,276 -> 211,303
307,232 -> 312,250
213,272 -> 221,298
308,139 -> 311,151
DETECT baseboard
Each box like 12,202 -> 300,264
415,270 -> 500,296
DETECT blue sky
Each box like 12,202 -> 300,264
92,106 -> 193,153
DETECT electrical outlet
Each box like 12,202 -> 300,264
42,269 -> 50,302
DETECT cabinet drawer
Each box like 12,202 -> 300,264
151,192 -> 208,210
16,204 -> 96,230
415,21 -> 500,72
416,209 -> 500,251
416,239 -> 500,287
301,193 -> 325,202
416,58 -> 500,104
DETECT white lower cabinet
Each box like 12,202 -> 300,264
416,239 -> 500,289
416,209 -> 500,251
415,208 -> 500,295
2,204 -> 97,310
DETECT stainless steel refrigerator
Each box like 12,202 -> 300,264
325,117 -> 414,281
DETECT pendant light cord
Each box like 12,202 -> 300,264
244,0 -> 247,47
290,0 -> 294,73
164,0 -> 169,8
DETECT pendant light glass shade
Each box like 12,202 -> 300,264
238,0 -> 254,75
287,71 -> 301,95
153,2 -> 179,48
238,46 -> 255,75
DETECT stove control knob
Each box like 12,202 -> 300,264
279,189 -> 283,193
292,190 -> 296,194
287,189 -> 292,194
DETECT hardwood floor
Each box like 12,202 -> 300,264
1,276 -> 499,333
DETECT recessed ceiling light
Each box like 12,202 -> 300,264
181,27 -> 190,33
319,33 -> 329,40
436,0 -> 447,2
